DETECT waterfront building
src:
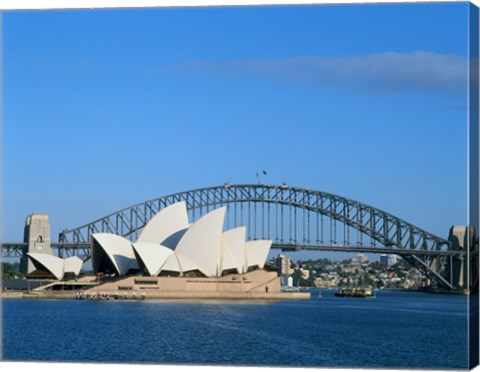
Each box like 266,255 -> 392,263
92,202 -> 272,278
274,254 -> 293,276
23,202 -> 308,299
380,254 -> 398,266
300,268 -> 310,279
280,275 -> 293,287
352,253 -> 368,264
26,253 -> 82,280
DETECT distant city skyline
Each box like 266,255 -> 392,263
2,3 -> 470,263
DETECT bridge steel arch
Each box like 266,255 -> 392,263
58,184 -> 462,290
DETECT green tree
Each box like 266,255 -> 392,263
2,262 -> 24,280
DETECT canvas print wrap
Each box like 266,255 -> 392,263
1,2 -> 479,370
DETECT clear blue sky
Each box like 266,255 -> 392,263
2,3 -> 470,261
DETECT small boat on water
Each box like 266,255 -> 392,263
334,288 -> 375,298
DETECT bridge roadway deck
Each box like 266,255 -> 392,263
273,243 -> 469,256
1,242 -> 469,258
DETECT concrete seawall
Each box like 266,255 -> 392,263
1,270 -> 311,301
1,290 -> 310,301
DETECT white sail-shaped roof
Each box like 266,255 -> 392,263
160,253 -> 181,273
159,228 -> 188,250
64,256 -> 83,276
27,253 -> 65,280
132,243 -> 174,276
221,227 -> 246,274
92,233 -> 137,276
83,203 -> 274,279
137,202 -> 189,246
155,252 -> 198,275
245,240 -> 272,270
221,244 -> 238,273
175,252 -> 199,273
175,207 -> 226,277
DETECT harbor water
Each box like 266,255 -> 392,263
1,290 -> 469,369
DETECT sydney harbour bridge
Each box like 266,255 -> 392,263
2,184 -> 478,293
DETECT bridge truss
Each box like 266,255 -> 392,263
50,183 -> 466,290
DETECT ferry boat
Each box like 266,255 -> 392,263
334,288 -> 375,298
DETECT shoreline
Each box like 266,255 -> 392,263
311,287 -> 471,295
0,290 -> 311,301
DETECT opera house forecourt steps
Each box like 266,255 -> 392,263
7,202 -> 310,301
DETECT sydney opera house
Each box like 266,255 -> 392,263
25,202 -> 307,300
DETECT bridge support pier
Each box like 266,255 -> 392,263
20,214 -> 52,275
446,226 -> 475,293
